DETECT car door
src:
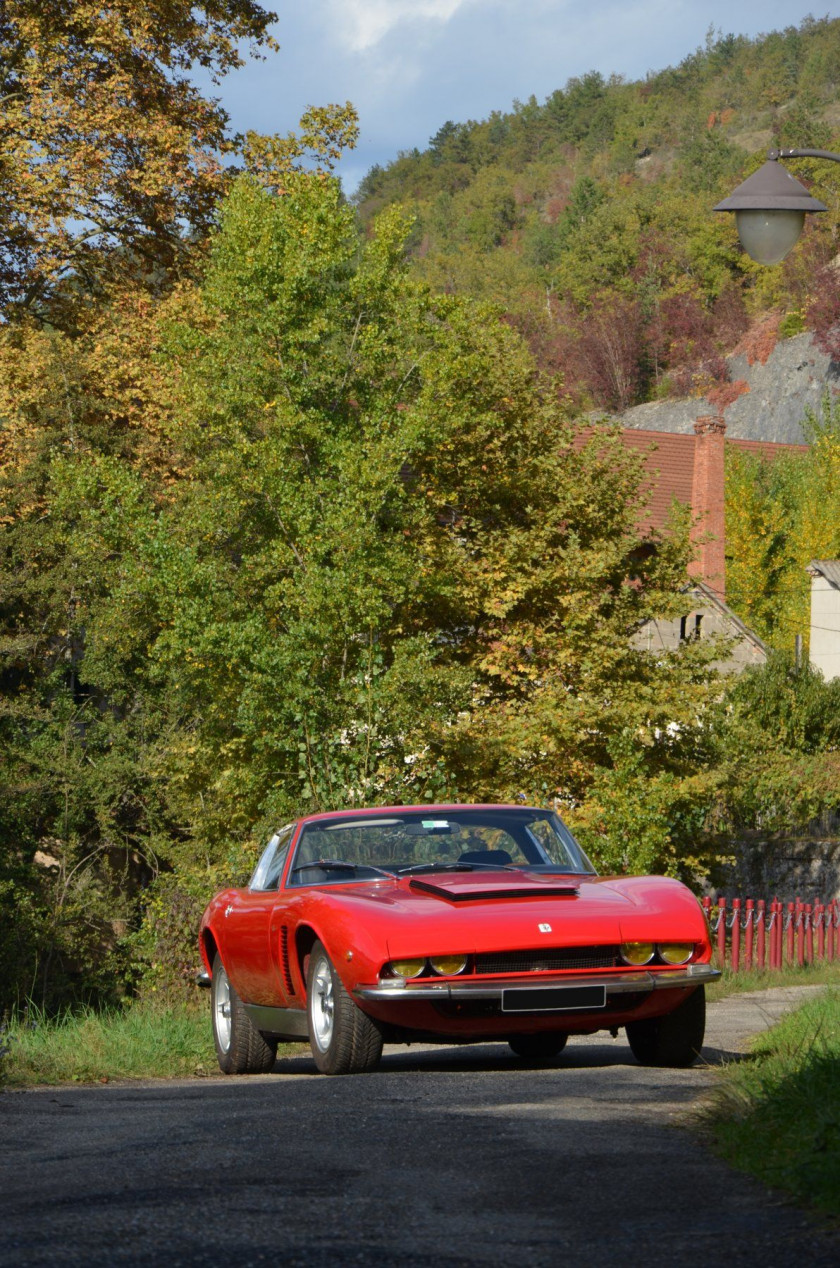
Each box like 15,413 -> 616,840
224,826 -> 295,1006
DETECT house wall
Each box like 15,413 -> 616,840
809,575 -> 840,682
634,604 -> 766,674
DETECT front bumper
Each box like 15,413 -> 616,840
355,962 -> 719,1005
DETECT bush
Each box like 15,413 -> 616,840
132,870 -> 230,1000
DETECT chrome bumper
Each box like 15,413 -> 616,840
355,963 -> 719,1004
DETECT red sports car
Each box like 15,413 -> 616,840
198,804 -> 718,1075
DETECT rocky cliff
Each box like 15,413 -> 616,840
617,332 -> 839,443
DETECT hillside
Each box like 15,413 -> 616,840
353,17 -> 840,421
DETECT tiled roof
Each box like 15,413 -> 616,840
613,428 -> 808,533
616,429 -> 694,533
727,437 -> 810,459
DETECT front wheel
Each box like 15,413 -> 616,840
211,953 -> 277,1075
626,986 -> 705,1068
509,1033 -> 568,1060
306,941 -> 383,1075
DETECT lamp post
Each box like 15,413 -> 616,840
714,149 -> 837,265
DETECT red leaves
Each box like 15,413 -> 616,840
806,264 -> 840,361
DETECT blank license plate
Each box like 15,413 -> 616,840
501,985 -> 606,1013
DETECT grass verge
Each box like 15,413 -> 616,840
2,962 -> 838,1088
705,961 -> 840,1003
702,988 -> 840,1218
0,1000 -> 218,1086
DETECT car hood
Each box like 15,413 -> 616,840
307,869 -> 707,960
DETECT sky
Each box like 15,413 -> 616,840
206,1 -> 840,193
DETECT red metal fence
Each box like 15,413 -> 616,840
701,896 -> 840,973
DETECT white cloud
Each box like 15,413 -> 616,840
210,0 -> 818,193
328,0 -> 470,53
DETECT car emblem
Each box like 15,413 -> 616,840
224,904 -> 233,918
538,922 -> 552,933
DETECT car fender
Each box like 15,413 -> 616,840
290,908 -> 386,997
198,893 -> 245,992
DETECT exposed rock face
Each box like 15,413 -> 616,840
617,333 -> 839,443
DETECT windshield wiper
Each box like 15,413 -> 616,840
291,859 -> 395,878
395,861 -> 517,876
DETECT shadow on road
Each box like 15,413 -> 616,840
269,1035 -> 748,1077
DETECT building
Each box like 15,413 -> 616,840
617,414 -> 808,601
807,560 -> 840,681
633,579 -> 768,672
616,414 -> 808,670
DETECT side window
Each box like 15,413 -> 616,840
250,826 -> 294,891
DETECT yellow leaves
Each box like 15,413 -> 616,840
0,1 -> 277,318
242,105 -> 359,188
725,409 -> 840,649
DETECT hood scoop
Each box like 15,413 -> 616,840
409,876 -> 580,903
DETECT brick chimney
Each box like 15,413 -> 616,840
689,414 -> 726,599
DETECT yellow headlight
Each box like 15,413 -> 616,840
621,942 -> 655,965
388,958 -> 426,978
658,943 -> 694,965
429,955 -> 468,976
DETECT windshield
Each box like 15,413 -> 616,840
288,808 -> 595,886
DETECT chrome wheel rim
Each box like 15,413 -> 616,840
311,958 -> 335,1052
214,968 -> 232,1053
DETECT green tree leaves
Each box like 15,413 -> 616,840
725,394 -> 840,650
101,175 -> 714,880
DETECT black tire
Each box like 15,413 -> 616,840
211,953 -> 277,1075
626,985 -> 706,1068
508,1033 -> 568,1060
306,940 -> 383,1075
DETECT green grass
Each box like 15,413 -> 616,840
706,961 -> 840,1003
704,988 -> 840,1217
0,1000 -> 218,1086
2,962 -> 838,1089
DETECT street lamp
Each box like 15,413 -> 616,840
714,149 -> 835,265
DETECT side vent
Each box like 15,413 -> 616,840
280,926 -> 295,995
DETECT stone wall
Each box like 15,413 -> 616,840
711,832 -> 840,902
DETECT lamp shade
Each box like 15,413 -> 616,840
714,159 -> 826,264
734,209 -> 806,265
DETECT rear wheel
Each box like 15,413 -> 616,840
626,986 -> 705,1068
211,953 -> 277,1075
508,1033 -> 568,1060
306,941 -> 383,1075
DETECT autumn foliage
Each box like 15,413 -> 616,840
0,0 -> 277,320
356,18 -> 840,414
3,10 -> 840,1012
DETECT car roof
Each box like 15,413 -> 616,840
295,804 -> 541,827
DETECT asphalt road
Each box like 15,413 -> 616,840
2,986 -> 838,1268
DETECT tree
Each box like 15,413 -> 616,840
0,297 -> 176,1011
0,0 -> 277,321
567,293 -> 645,410
57,173 -> 719,889
725,394 -> 840,649
706,652 -> 840,847
0,101 -> 367,1010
